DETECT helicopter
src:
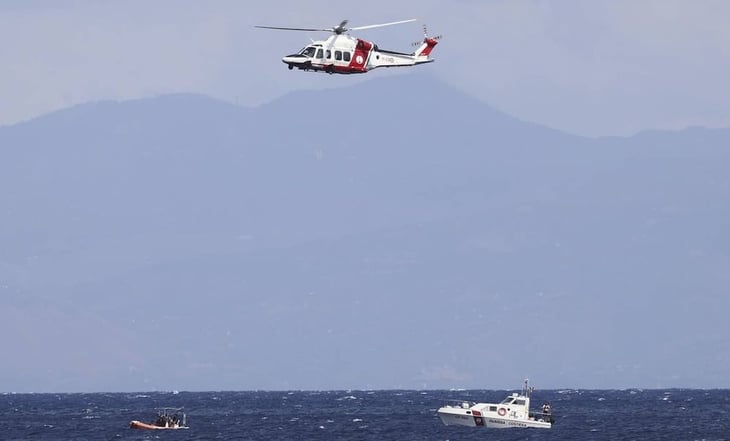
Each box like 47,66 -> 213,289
254,19 -> 440,74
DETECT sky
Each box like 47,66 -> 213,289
2,0 -> 730,137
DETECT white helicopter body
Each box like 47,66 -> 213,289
256,19 -> 439,74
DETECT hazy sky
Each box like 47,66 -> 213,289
2,0 -> 729,136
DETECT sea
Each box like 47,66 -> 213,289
1,389 -> 727,440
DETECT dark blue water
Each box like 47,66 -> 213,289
1,389 -> 727,440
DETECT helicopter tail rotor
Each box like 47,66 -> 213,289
411,24 -> 441,58
412,24 -> 442,47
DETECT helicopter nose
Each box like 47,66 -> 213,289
282,54 -> 306,64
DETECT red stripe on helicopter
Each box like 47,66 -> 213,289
349,39 -> 373,70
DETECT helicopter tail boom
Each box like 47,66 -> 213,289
368,48 -> 435,70
370,34 -> 438,69
369,27 -> 439,70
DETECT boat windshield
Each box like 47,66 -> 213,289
500,397 -> 515,405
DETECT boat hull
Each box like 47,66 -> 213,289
437,407 -> 551,429
438,408 -> 482,427
129,420 -> 188,430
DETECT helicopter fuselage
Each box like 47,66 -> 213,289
282,34 -> 436,74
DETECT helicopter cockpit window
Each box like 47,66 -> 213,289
316,48 -> 323,58
300,46 -> 316,57
326,50 -> 332,59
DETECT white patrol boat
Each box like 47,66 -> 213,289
437,379 -> 553,429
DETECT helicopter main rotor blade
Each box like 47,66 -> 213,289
349,18 -> 417,31
254,25 -> 332,32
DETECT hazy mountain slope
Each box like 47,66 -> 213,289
1,74 -> 728,392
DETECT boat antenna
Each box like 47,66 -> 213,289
523,378 -> 531,397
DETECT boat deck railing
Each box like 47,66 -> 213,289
528,411 -> 554,424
